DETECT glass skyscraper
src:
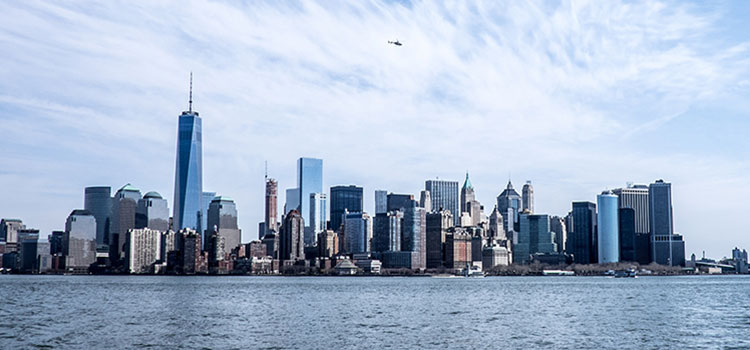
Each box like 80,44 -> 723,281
425,179 -> 459,225
297,157 -> 323,231
568,201 -> 597,264
496,181 -> 522,233
597,191 -> 619,263
330,185 -> 363,232
84,186 -> 111,248
173,82 -> 203,232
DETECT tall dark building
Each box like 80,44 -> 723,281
386,193 -> 413,212
649,180 -> 684,266
110,184 -> 141,261
329,185 -> 363,232
280,210 -> 305,262
425,179 -> 459,225
401,200 -> 426,269
496,181 -> 522,234
567,201 -> 597,264
618,208 -> 637,262
426,210 -> 453,268
612,184 -> 651,264
84,186 -> 112,248
173,74 -> 203,231
373,211 -> 402,253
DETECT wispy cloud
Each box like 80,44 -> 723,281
0,0 -> 748,257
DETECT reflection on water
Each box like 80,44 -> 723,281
1,275 -> 749,349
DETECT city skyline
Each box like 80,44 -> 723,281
2,1 -> 750,259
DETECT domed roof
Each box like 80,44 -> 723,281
144,191 -> 162,199
119,183 -> 140,192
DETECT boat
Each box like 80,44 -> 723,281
614,268 -> 638,278
459,265 -> 485,278
542,269 -> 575,276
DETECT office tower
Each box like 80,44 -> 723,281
649,180 -> 684,266
445,228 -> 472,269
110,184 -> 141,261
135,192 -> 169,232
84,186 -> 112,247
488,206 -> 506,241
618,208 -> 636,262
199,191 -> 216,237
207,196 -> 241,255
401,200 -> 426,269
419,190 -> 432,212
35,240 -> 51,274
307,193 -> 327,247
126,228 -> 162,274
568,201 -> 597,264
612,184 -> 650,264
425,179 -> 459,225
496,181 -> 522,234
426,210 -> 453,268
522,181 -> 534,213
387,193 -> 414,212
549,216 -> 566,254
161,230 -> 178,260
49,230 -> 64,256
375,190 -> 387,215
515,213 -> 557,264
265,178 -> 278,236
318,230 -> 339,258
280,209 -> 305,261
343,211 -> 372,254
597,191 -> 619,263
329,185 -> 363,232
284,188 -> 299,220
297,157 -> 323,233
373,211 -> 403,253
19,229 -> 40,273
262,233 -> 279,259
64,210 -> 97,273
460,173 -> 482,226
0,218 -> 24,252
173,75 -> 203,231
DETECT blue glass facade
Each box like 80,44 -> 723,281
597,192 -> 619,263
173,111 -> 203,231
297,157 -> 323,230
329,185 -> 363,232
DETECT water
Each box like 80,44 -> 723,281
1,275 -> 749,349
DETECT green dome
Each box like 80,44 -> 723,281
119,183 -> 140,192
144,191 -> 162,199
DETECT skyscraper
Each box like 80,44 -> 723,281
110,184 -> 141,261
200,191 -> 216,238
386,193 -> 413,212
373,211 -> 403,253
401,200 -> 426,269
84,186 -> 112,248
425,179 -> 459,225
649,180 -> 684,266
64,210 -> 97,273
284,188 -> 299,219
126,228 -> 162,274
426,210 -> 453,268
207,196 -> 241,254
0,218 -> 24,252
329,185 -> 363,232
343,211 -> 372,254
374,190 -> 387,215
568,201 -> 597,264
549,216 -> 566,254
307,192 -> 327,247
135,191 -> 169,232
460,173 -> 482,226
515,213 -> 557,264
419,190 -> 432,212
612,184 -> 650,264
597,191 -> 619,264
279,209 -> 305,261
264,178 -> 278,236
173,75 -> 203,231
497,181 -> 522,234
488,206 -> 506,241
297,157 -> 323,233
522,181 -> 534,213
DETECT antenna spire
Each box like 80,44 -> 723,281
188,72 -> 193,112
265,161 -> 268,180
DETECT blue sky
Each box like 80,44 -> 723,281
1,1 -> 749,259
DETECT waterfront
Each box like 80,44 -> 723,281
1,275 -> 749,349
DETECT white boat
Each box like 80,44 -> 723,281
542,270 -> 575,276
460,265 -> 485,278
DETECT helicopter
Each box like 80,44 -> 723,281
388,39 -> 402,46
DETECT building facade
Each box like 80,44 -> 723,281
84,186 -> 111,248
173,90 -> 203,231
343,211 -> 372,254
136,191 -> 169,232
207,196 -> 241,255
329,185 -> 363,232
307,192 -> 327,247
597,191 -> 619,263
297,157 -> 323,235
126,228 -> 162,274
567,201 -> 597,264
612,184 -> 650,264
515,213 -> 557,264
280,209 -> 305,261
64,210 -> 97,273
426,210 -> 453,268
425,179 -> 459,225
497,181 -> 522,234
110,184 -> 141,261
264,178 -> 278,236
